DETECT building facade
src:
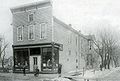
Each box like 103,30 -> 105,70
11,0 -> 94,73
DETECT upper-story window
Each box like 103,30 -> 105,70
69,50 -> 71,55
17,26 -> 23,41
28,25 -> 34,40
76,36 -> 77,46
88,40 -> 92,50
28,14 -> 33,22
40,23 -> 47,39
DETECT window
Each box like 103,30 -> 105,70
33,57 -> 37,65
69,50 -> 71,55
76,36 -> 77,46
76,52 -> 77,56
70,34 -> 72,43
40,23 -> 47,39
87,54 -> 92,66
67,58 -> 69,61
17,26 -> 23,41
28,14 -> 33,22
28,25 -> 34,40
76,59 -> 78,63
68,34 -> 71,44
88,40 -> 92,50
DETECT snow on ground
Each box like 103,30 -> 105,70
61,67 -> 120,81
52,77 -> 71,81
83,67 -> 120,79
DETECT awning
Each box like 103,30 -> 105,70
12,42 -> 62,49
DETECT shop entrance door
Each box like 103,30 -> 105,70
29,48 -> 41,72
30,56 -> 41,72
33,57 -> 37,70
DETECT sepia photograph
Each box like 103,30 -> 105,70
0,0 -> 120,81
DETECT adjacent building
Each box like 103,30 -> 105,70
11,0 -> 95,73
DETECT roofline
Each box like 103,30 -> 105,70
53,16 -> 89,39
53,17 -> 80,35
10,0 -> 52,11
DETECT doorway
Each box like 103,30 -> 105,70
29,47 -> 41,72
33,57 -> 38,70
30,56 -> 41,72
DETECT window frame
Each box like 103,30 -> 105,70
28,25 -> 35,40
69,50 -> 71,55
28,13 -> 33,22
40,23 -> 47,39
76,36 -> 78,46
17,26 -> 23,41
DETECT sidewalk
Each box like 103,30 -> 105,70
0,73 -> 59,81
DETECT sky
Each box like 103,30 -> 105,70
1,0 -> 120,57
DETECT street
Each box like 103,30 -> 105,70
0,73 -> 59,81
0,72 -> 85,81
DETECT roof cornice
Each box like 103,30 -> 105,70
10,0 -> 52,13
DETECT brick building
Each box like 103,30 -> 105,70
11,0 -> 95,73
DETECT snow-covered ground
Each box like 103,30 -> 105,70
83,67 -> 120,79
56,67 -> 120,81
52,77 -> 71,81
0,67 -> 120,81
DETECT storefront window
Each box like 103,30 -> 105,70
14,49 -> 29,70
41,47 -> 59,72
42,48 -> 52,70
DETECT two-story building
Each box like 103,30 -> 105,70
11,0 -> 95,74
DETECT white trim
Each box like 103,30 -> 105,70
17,25 -> 23,41
12,11 -> 25,14
27,6 -> 52,12
12,6 -> 51,14
14,45 -> 52,49
28,25 -> 35,40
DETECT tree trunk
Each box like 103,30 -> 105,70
2,52 -> 5,71
113,57 -> 117,67
100,55 -> 104,71
104,53 -> 107,69
107,54 -> 111,69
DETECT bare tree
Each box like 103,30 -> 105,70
0,36 -> 8,70
91,27 -> 120,70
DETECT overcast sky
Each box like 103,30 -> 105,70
1,0 -> 120,57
